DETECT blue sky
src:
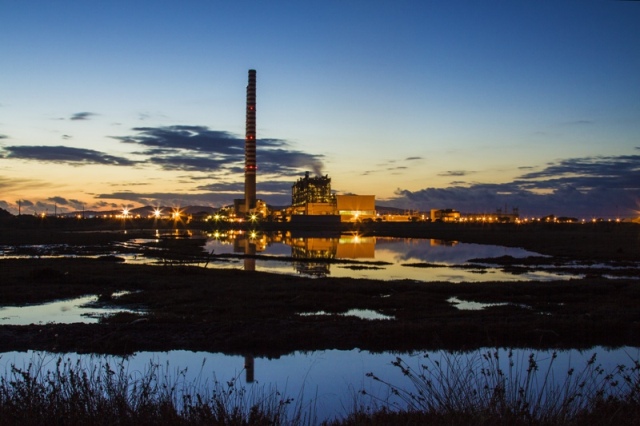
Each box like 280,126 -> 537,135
1,0 -> 639,218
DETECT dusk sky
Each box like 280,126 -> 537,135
1,1 -> 639,219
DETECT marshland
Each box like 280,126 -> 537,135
1,218 -> 639,424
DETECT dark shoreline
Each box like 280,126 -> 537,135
1,220 -> 639,356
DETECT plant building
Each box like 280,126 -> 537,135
290,171 -> 375,222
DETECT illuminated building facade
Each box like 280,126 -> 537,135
288,172 -> 376,221
335,194 -> 375,222
291,172 -> 334,207
430,209 -> 461,222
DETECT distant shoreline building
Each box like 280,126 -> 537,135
289,171 -> 375,222
431,207 -> 520,223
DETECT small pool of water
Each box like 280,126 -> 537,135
299,309 -> 394,320
448,296 -> 509,310
0,293 -> 136,325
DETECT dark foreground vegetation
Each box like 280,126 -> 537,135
1,349 -> 639,425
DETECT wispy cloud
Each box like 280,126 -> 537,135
389,154 -> 640,218
558,119 -> 593,126
46,196 -> 87,210
438,170 -> 473,177
1,124 -> 325,209
112,125 -> 325,176
47,196 -> 68,205
93,178 -> 296,208
1,145 -> 137,166
70,112 -> 97,121
94,191 -> 250,208
0,175 -> 54,192
517,155 -> 640,189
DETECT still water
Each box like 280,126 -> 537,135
0,293 -> 137,325
2,231 -> 577,282
1,347 -> 638,422
196,233 -> 572,282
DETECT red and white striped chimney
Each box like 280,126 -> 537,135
244,69 -> 257,211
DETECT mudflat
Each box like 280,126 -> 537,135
1,220 -> 639,356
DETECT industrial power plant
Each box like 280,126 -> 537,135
230,69 -> 519,224
233,69 -> 379,224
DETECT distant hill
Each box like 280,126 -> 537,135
0,208 -> 13,218
181,206 -> 218,215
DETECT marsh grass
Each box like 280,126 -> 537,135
356,349 -> 640,425
0,356 -> 313,425
2,350 -> 640,425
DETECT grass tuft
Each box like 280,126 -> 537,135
0,356 -> 311,425
353,349 -> 640,425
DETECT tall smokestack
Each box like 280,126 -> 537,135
244,69 -> 257,211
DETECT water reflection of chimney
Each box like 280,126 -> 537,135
233,234 -> 257,271
244,354 -> 255,383
244,239 -> 256,271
